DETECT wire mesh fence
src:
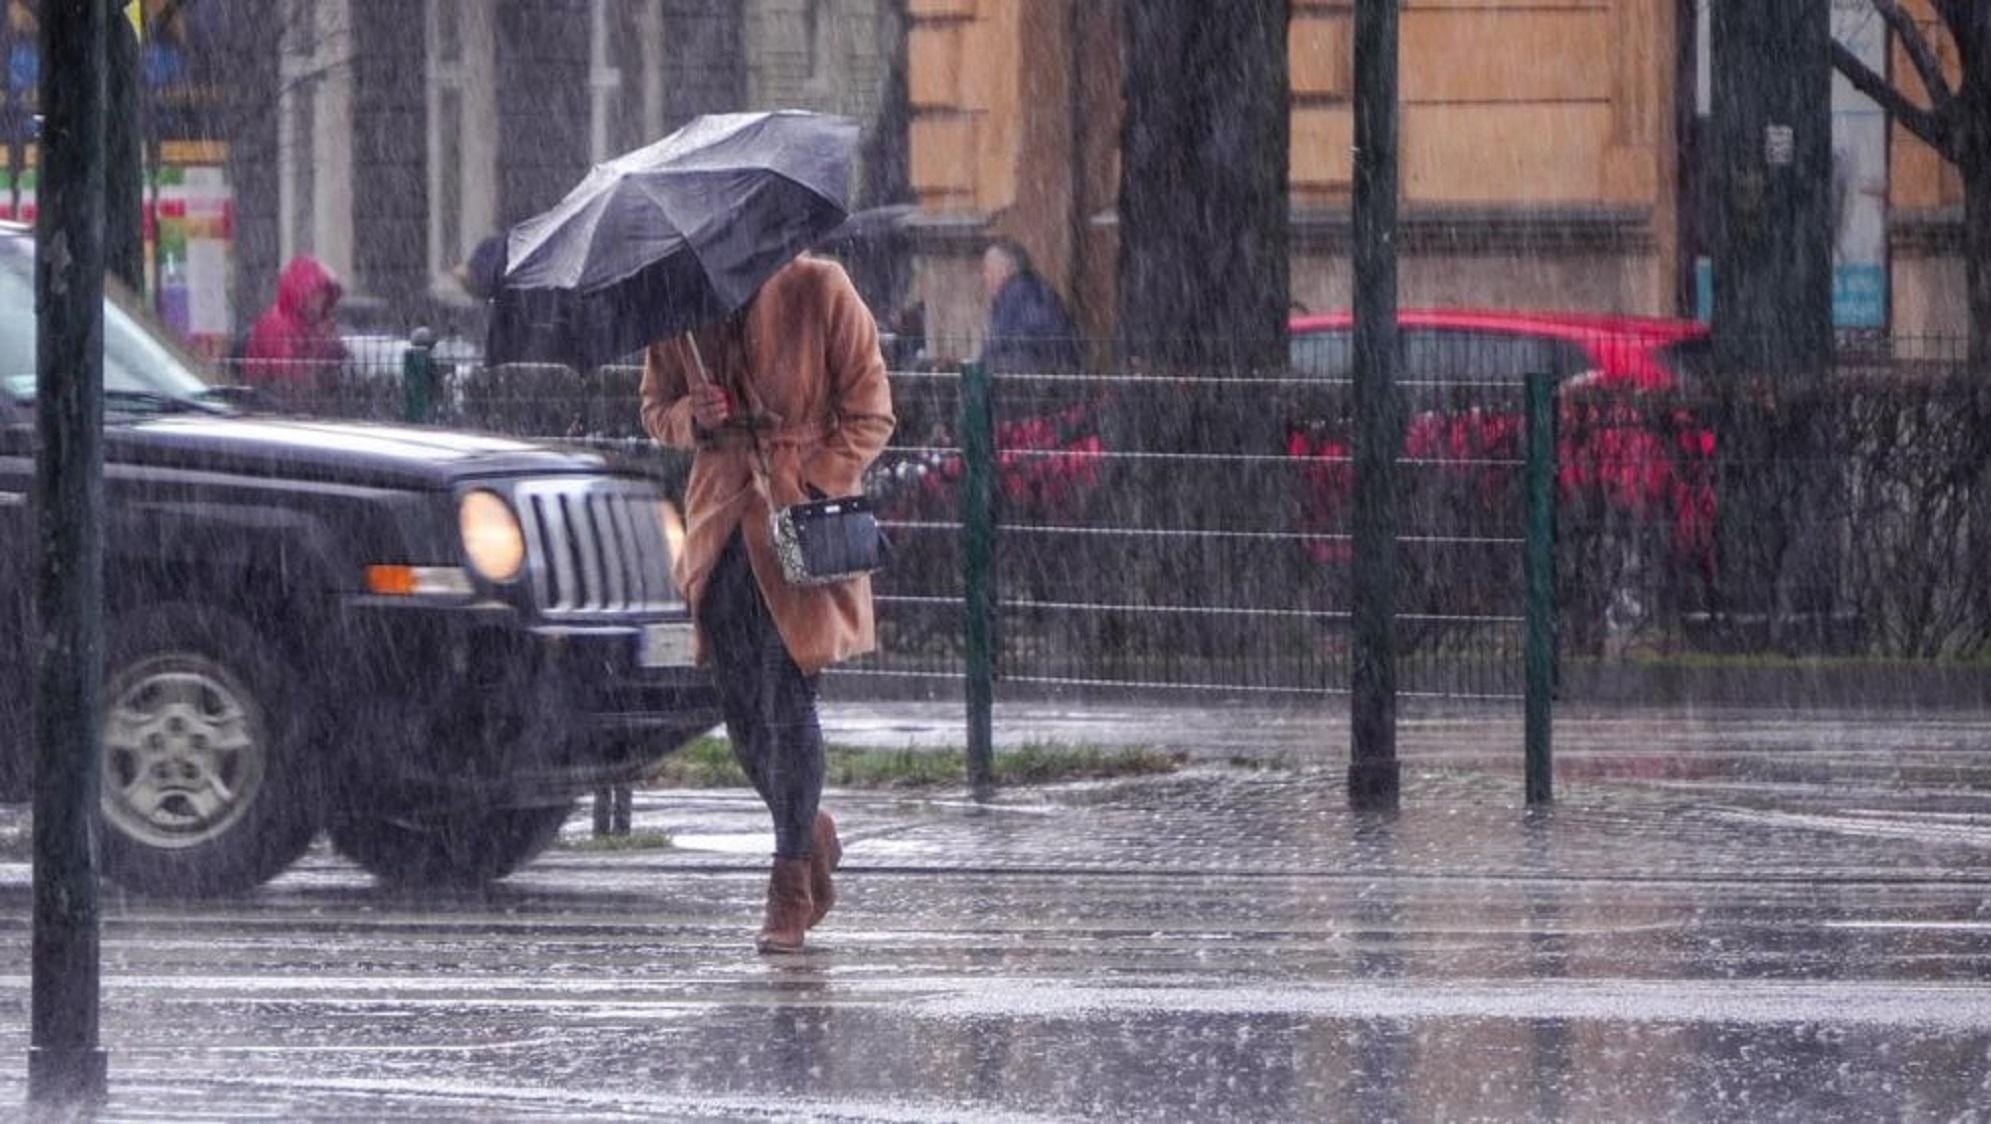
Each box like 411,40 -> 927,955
209,327 -> 1991,703
855,362 -> 1533,700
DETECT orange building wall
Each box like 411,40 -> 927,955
1290,0 -> 1671,209
905,0 -> 1686,351
1881,0 -> 1967,344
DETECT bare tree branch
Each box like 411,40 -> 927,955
1871,0 -> 1956,112
1833,37 -> 1954,157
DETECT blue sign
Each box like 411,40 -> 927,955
1833,263 -> 1885,329
1694,259 -> 1888,330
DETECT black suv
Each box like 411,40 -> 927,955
0,227 -> 718,895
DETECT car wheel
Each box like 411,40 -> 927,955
98,604 -> 321,897
328,801 -> 575,888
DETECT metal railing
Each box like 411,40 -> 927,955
209,331 -> 1991,702
846,362 -> 1540,704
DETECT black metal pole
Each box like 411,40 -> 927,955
1523,371 -> 1556,805
30,0 -> 111,1105
960,360 -> 996,801
1349,0 -> 1401,809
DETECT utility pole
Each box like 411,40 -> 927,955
30,0 -> 110,1106
1711,0 -> 1833,374
1349,0 -> 1401,809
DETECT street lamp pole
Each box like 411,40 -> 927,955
1349,0 -> 1402,809
29,0 -> 111,1105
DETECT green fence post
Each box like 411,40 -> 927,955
401,328 -> 436,424
1524,369 -> 1556,805
960,360 -> 996,800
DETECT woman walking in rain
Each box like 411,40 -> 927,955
640,253 -> 894,954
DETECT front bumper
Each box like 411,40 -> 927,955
331,597 -> 721,809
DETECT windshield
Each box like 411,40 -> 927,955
0,240 -> 218,411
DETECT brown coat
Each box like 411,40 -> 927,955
640,255 -> 895,675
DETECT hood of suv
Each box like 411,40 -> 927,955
106,414 -> 611,489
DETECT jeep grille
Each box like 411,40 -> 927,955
512,479 -> 683,616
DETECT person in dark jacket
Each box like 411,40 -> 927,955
455,232 -> 508,302
978,238 -> 1080,373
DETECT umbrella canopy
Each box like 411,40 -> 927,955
487,110 -> 859,370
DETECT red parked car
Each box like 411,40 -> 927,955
1284,310 -> 1715,568
868,310 -> 1716,651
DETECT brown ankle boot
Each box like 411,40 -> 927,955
808,811 -> 842,928
756,856 -> 814,954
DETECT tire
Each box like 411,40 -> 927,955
328,800 -> 575,888
98,604 -> 321,897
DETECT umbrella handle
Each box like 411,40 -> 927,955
684,328 -> 784,489
685,333 -> 714,389
686,325 -> 777,422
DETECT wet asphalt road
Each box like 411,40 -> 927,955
2,702 -> 1990,1121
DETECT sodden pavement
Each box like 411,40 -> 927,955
0,700 -> 1987,1120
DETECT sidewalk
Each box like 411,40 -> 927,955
1,700 -> 1988,1119
817,695 -> 1991,768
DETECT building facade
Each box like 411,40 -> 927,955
0,0 -> 901,347
249,0 -> 899,341
902,0 -> 1685,355
0,1 -> 1966,353
903,0 -> 1970,357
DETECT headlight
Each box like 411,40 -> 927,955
658,499 -> 687,561
459,489 -> 527,583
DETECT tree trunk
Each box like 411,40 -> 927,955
1116,0 -> 1290,374
851,0 -> 912,316
1965,143 -> 1991,372
1711,0 -> 1833,376
104,14 -> 145,296
1951,1 -> 1991,369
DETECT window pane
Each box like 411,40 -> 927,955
1290,330 -> 1352,380
281,0 -> 312,56
1402,331 -> 1576,385
611,0 -> 645,150
0,258 -> 30,381
438,87 -> 463,264
288,85 -> 316,254
435,0 -> 461,65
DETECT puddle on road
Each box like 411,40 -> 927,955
666,832 -> 775,855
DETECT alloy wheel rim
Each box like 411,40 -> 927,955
101,657 -> 267,849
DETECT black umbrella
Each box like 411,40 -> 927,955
487,110 -> 859,370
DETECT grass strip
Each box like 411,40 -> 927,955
646,737 -> 1183,790
558,829 -> 677,853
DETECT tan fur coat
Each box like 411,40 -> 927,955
640,255 -> 895,675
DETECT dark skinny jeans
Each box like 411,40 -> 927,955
699,532 -> 825,858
